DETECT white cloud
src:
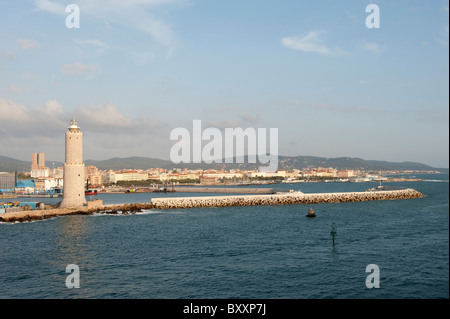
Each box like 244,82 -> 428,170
0,97 -> 32,121
136,18 -> 176,57
361,40 -> 385,54
74,103 -> 167,135
34,0 -> 66,14
74,39 -> 108,48
0,96 -> 169,161
1,98 -> 67,129
74,39 -> 111,59
44,100 -> 64,114
0,96 -> 166,140
282,31 -> 342,55
34,0 -> 185,55
61,62 -> 98,76
17,38 -> 39,50
240,112 -> 262,125
77,104 -> 134,127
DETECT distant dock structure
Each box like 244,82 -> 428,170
59,118 -> 86,208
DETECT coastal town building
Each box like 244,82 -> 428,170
31,152 -> 45,170
33,178 -> 64,191
15,180 -> 35,194
30,152 -> 51,178
117,170 -> 149,181
89,173 -> 102,187
337,170 -> 355,178
202,171 -> 245,180
200,175 -> 219,185
51,166 -> 64,179
85,165 -> 103,187
160,172 -> 200,181
101,170 -> 116,184
249,170 -> 296,179
34,179 -> 44,191
0,172 -> 16,191
31,167 -> 51,178
101,170 -> 148,183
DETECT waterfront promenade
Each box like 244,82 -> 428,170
0,188 -> 424,223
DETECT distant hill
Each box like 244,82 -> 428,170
1,154 -> 446,173
0,155 -> 32,172
276,156 -> 443,172
84,157 -> 171,170
0,155 -> 63,172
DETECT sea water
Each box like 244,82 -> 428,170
0,174 -> 448,299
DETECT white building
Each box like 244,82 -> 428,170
31,168 -> 51,178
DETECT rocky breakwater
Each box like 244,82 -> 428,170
151,188 -> 424,209
0,203 -> 155,223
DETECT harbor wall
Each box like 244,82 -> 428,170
150,188 -> 424,209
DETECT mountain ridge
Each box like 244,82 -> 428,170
1,154 -> 447,173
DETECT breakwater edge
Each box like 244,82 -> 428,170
0,188 -> 424,223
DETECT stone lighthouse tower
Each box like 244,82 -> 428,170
60,118 -> 86,208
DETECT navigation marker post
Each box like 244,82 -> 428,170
331,223 -> 337,247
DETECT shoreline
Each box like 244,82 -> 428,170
3,178 -> 429,198
0,188 -> 425,224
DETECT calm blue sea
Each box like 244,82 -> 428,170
0,174 -> 448,299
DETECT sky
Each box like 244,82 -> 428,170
0,0 -> 448,168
